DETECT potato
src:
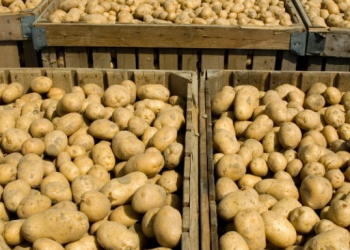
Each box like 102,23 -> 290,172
21,208 -> 89,244
304,94 -> 325,111
324,105 -> 345,128
96,221 -> 139,249
319,152 -> 343,170
278,122 -> 302,150
53,113 -> 84,136
0,163 -> 17,186
213,129 -> 240,155
300,175 -> 332,209
44,130 -> 68,157
162,142 -> 184,170
249,157 -> 268,177
265,100 -> 288,125
234,86 -> 259,121
56,93 -> 82,116
153,107 -> 185,130
41,182 -> 72,203
32,238 -> 65,250
262,130 -> 281,153
112,131 -> 145,160
16,194 -> 51,219
214,116 -> 235,134
132,184 -> 166,213
219,231 -> 250,250
29,118 -> 54,138
2,82 -> 23,104
270,197 -> 302,218
91,141 -> 115,171
153,205 -> 181,248
216,154 -> 246,181
211,86 -> 236,115
3,179 -> 31,212
102,84 -> 130,108
65,235 -> 100,250
267,151 -> 287,173
217,188 -> 259,221
325,169 -> 344,189
303,229 -> 350,249
215,177 -> 239,201
295,109 -> 321,131
261,210 -> 297,248
137,84 -> 170,102
234,121 -> 252,137
324,86 -> 342,105
71,175 -> 100,204
300,162 -> 325,180
17,157 -> 44,188
3,219 -> 25,246
109,205 -> 141,227
21,138 -> 45,156
124,151 -> 165,178
0,203 -> 10,222
142,207 -> 160,238
58,161 -> 80,182
288,206 -> 320,234
233,209 -> 266,250
1,128 -> 31,153
100,171 -> 148,206
157,170 -> 182,194
245,114 -> 274,141
79,190 -> 111,222
298,144 -> 325,165
254,178 -> 299,200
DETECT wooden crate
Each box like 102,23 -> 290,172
32,0 -> 306,70
293,0 -> 350,63
201,70 -> 350,250
39,47 -> 306,71
0,68 -> 199,250
0,0 -> 51,67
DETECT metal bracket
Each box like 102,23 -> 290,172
306,32 -> 326,55
21,16 -> 36,38
290,32 -> 307,56
32,27 -> 47,51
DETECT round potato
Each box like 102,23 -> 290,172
109,205 -> 142,227
278,122 -> 302,150
53,112 -> 84,136
112,131 -> 145,160
219,231 -> 250,250
56,93 -> 82,116
79,190 -> 111,222
216,154 -> 246,181
149,126 -> 177,152
211,86 -> 236,115
132,184 -> 167,213
3,179 -> 31,212
102,84 -> 130,108
157,170 -> 182,194
16,194 -> 51,219
44,130 -> 68,157
300,175 -> 332,209
2,82 -> 23,104
215,177 -> 239,202
289,206 -> 320,234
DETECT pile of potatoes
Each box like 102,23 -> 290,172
0,76 -> 185,249
211,82 -> 350,249
0,0 -> 43,13
48,0 -> 294,26
301,0 -> 350,27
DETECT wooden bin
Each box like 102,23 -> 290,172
0,0 -> 51,68
0,68 -> 199,250
293,0 -> 350,71
200,69 -> 350,250
32,0 -> 306,71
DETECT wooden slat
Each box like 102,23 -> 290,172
76,69 -> 104,88
138,48 -> 156,69
41,47 -> 58,68
116,48 -> 136,69
46,68 -> 75,92
181,49 -> 198,71
9,69 -> 43,93
227,49 -> 248,70
324,32 -> 350,58
325,57 -> 350,72
281,51 -> 298,71
64,47 -> 89,68
0,42 -> 20,68
92,48 -> 112,68
252,50 -> 276,70
22,40 -> 40,67
201,49 -> 225,70
307,56 -> 323,71
199,73 -> 210,250
34,23 -> 303,50
159,48 -> 178,70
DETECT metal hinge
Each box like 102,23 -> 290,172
306,32 -> 326,56
21,16 -> 36,38
290,32 -> 307,56
32,27 -> 47,50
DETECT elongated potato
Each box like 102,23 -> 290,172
21,208 -> 89,244
112,131 -> 145,160
91,141 -> 115,171
124,151 -> 165,177
211,86 -> 236,115
137,84 -> 170,102
216,154 -> 246,181
234,85 -> 259,121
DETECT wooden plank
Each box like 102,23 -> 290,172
199,73 -> 210,250
64,47 -> 89,68
324,32 -> 350,58
227,49 -> 248,70
300,71 -> 336,91
116,48 -> 136,69
9,69 -> 43,93
138,49 -> 156,69
201,49 -> 225,70
336,72 -> 350,91
0,42 -> 20,68
325,57 -> 350,72
281,51 -> 298,71
45,68 -> 75,92
76,69 -> 104,88
41,47 -> 58,68
181,49 -> 198,71
22,40 -> 39,67
92,48 -> 112,68
159,48 -> 178,70
34,23 -> 303,50
307,56 -> 323,71
252,50 -> 276,70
